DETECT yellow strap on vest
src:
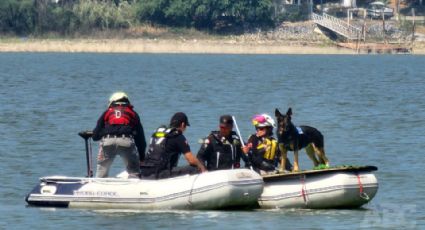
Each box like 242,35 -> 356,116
257,138 -> 277,160
155,132 -> 165,138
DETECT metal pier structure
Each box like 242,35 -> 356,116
312,12 -> 361,40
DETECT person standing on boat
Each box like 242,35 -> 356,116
92,92 -> 146,178
197,115 -> 249,170
242,114 -> 292,174
141,112 -> 207,179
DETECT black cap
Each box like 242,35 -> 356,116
170,112 -> 190,127
219,115 -> 233,127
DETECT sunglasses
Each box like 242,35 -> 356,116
256,127 -> 267,131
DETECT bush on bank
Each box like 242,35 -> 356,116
0,0 -> 277,36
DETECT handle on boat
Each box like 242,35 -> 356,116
79,130 -> 94,177
78,130 -> 93,139
232,116 -> 245,148
232,116 -> 253,170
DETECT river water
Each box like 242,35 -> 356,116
0,53 -> 423,229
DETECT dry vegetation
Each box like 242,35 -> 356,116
1,22 -> 424,54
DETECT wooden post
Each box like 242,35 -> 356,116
363,10 -> 367,42
356,32 -> 360,53
382,8 -> 387,44
411,8 -> 416,52
396,0 -> 400,21
309,0 -> 313,19
347,9 -> 350,25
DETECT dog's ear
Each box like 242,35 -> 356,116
286,108 -> 292,116
275,108 -> 282,117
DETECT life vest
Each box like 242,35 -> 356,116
254,136 -> 278,161
104,105 -> 136,126
203,131 -> 241,170
144,126 -> 180,170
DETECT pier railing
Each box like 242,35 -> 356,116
312,12 -> 361,40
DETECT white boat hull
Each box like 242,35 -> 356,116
259,166 -> 379,209
26,169 -> 263,210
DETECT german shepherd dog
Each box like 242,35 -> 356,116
275,108 -> 329,172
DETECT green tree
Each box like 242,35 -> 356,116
0,0 -> 35,35
72,0 -> 135,32
0,0 -> 277,36
136,0 -> 169,24
164,0 -> 192,26
49,4 -> 77,35
135,0 -> 275,30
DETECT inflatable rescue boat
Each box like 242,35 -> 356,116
25,131 -> 264,210
25,169 -> 263,210
259,165 -> 379,209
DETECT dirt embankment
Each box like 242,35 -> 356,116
0,21 -> 424,54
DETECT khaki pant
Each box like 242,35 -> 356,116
96,136 -> 140,178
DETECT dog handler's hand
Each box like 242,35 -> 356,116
242,143 -> 252,154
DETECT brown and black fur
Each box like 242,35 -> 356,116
275,108 -> 329,172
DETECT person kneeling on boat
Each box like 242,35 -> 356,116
242,114 -> 292,174
141,112 -> 207,179
92,92 -> 147,178
197,115 -> 250,170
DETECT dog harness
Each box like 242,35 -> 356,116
296,126 -> 303,134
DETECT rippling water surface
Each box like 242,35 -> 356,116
0,53 -> 423,229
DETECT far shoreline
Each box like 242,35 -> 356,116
0,38 -> 424,55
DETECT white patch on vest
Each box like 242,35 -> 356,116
114,109 -> 122,118
296,127 -> 303,134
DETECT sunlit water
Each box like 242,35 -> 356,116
0,53 -> 423,229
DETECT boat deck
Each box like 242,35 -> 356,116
262,165 -> 378,181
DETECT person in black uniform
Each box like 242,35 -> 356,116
141,112 -> 206,179
197,115 -> 249,170
92,92 -> 146,178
